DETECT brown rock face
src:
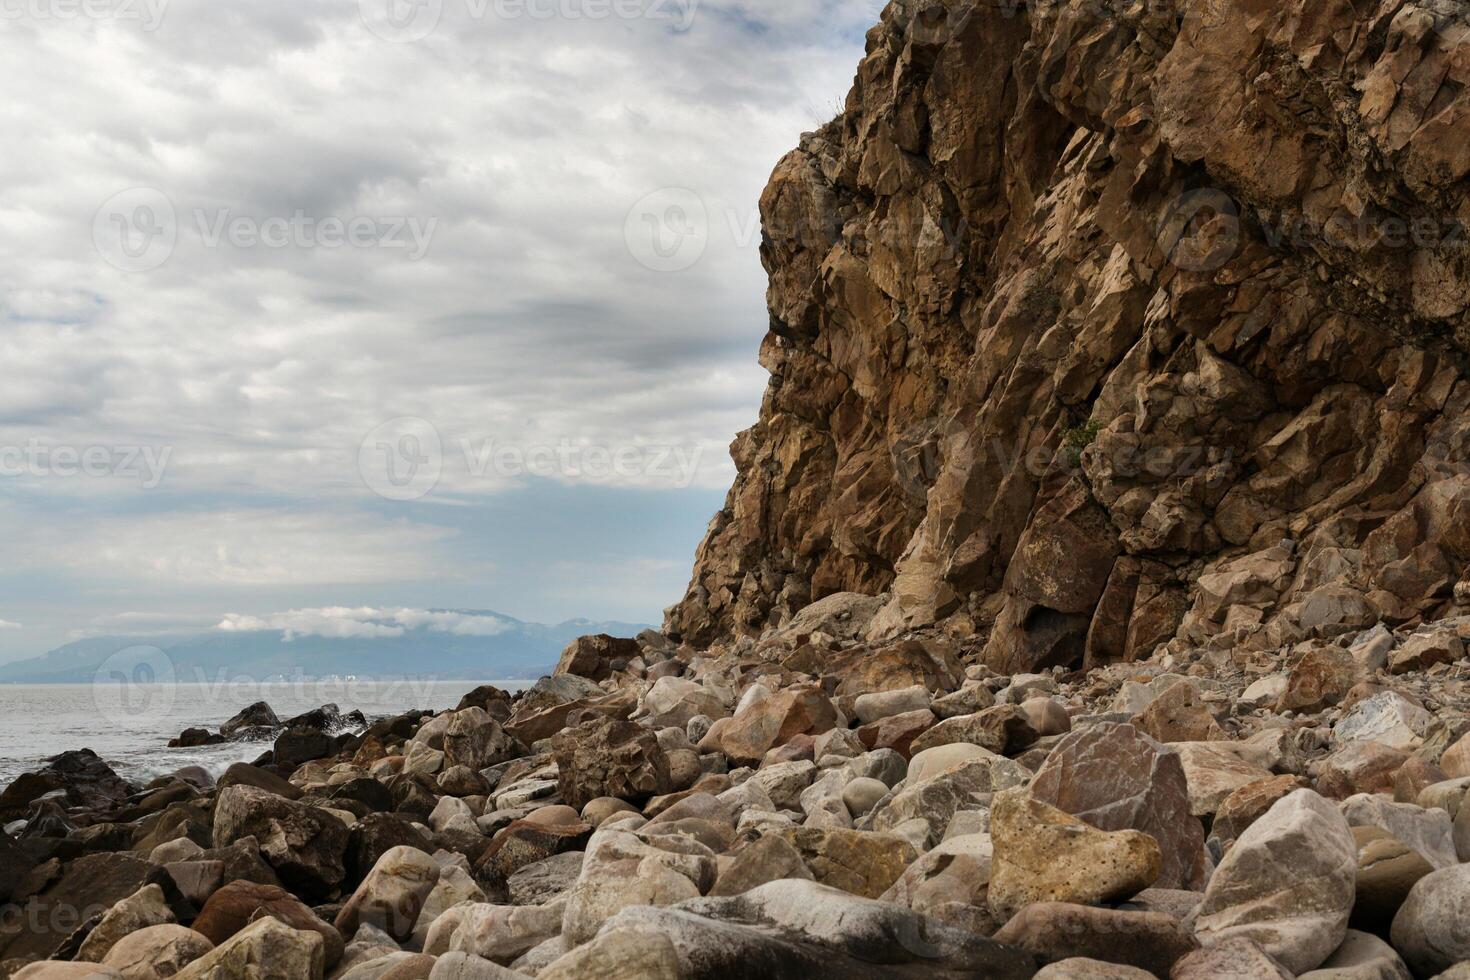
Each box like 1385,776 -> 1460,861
665,0 -> 1470,672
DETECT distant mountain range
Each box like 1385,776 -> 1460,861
0,610 -> 650,684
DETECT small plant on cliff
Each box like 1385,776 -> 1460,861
1063,418 -> 1105,466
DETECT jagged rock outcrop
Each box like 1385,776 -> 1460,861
668,0 -> 1470,677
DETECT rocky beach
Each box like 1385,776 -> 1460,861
5,0 -> 1470,977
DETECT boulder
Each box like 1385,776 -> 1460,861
413,865 -> 486,946
216,762 -> 301,800
864,750 -> 1029,845
430,951 -> 529,978
1335,693 -> 1434,752
841,778 -> 889,819
855,709 -> 935,757
1171,742 -> 1275,817
347,813 -> 436,886
832,639 -> 965,699
560,828 -> 715,944
1388,631 -> 1463,675
12,965 -> 125,979
992,902 -> 1198,976
443,708 -> 523,771
1352,827 -> 1433,934
1212,775 -> 1309,847
506,851 -> 584,906
1393,758 -> 1447,804
1029,722 -> 1206,890
1171,937 -> 1292,979
551,717 -> 671,810
611,878 -> 1036,978
335,846 -> 440,942
1442,733 -> 1470,779
908,705 -> 1038,756
987,791 -> 1161,922
174,916 -> 324,979
1296,929 -> 1411,980
1194,790 -> 1356,973
1318,743 -> 1412,800
716,686 -> 839,766
1276,646 -> 1359,713
1034,960 -> 1153,980
100,924 -> 214,979
0,749 -> 135,820
1131,682 -> 1223,743
778,827 -> 916,899
0,851 -> 152,962
537,928 -> 681,980
1390,865 -> 1470,977
880,833 -> 994,924
640,677 -> 728,729
220,702 -> 281,739
853,686 -> 931,725
1341,795 -> 1457,869
474,817 -> 591,890
76,884 -> 176,962
447,902 -> 564,964
555,633 -> 639,681
191,880 -> 344,969
212,785 -> 349,898
708,834 -> 813,897
273,726 -> 334,767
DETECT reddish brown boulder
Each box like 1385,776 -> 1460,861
1130,683 -> 1223,744
856,709 -> 935,758
191,880 -> 343,968
1395,758 -> 1449,804
1318,742 -> 1411,800
716,686 -> 839,767
1276,646 -> 1359,714
1212,776 -> 1310,846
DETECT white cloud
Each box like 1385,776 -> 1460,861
2,509 -> 477,587
216,606 -> 512,641
0,620 -> 21,630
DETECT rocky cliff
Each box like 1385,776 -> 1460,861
667,0 -> 1470,677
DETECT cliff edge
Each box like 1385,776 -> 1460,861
667,0 -> 1470,676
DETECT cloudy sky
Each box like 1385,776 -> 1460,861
0,0 -> 877,661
